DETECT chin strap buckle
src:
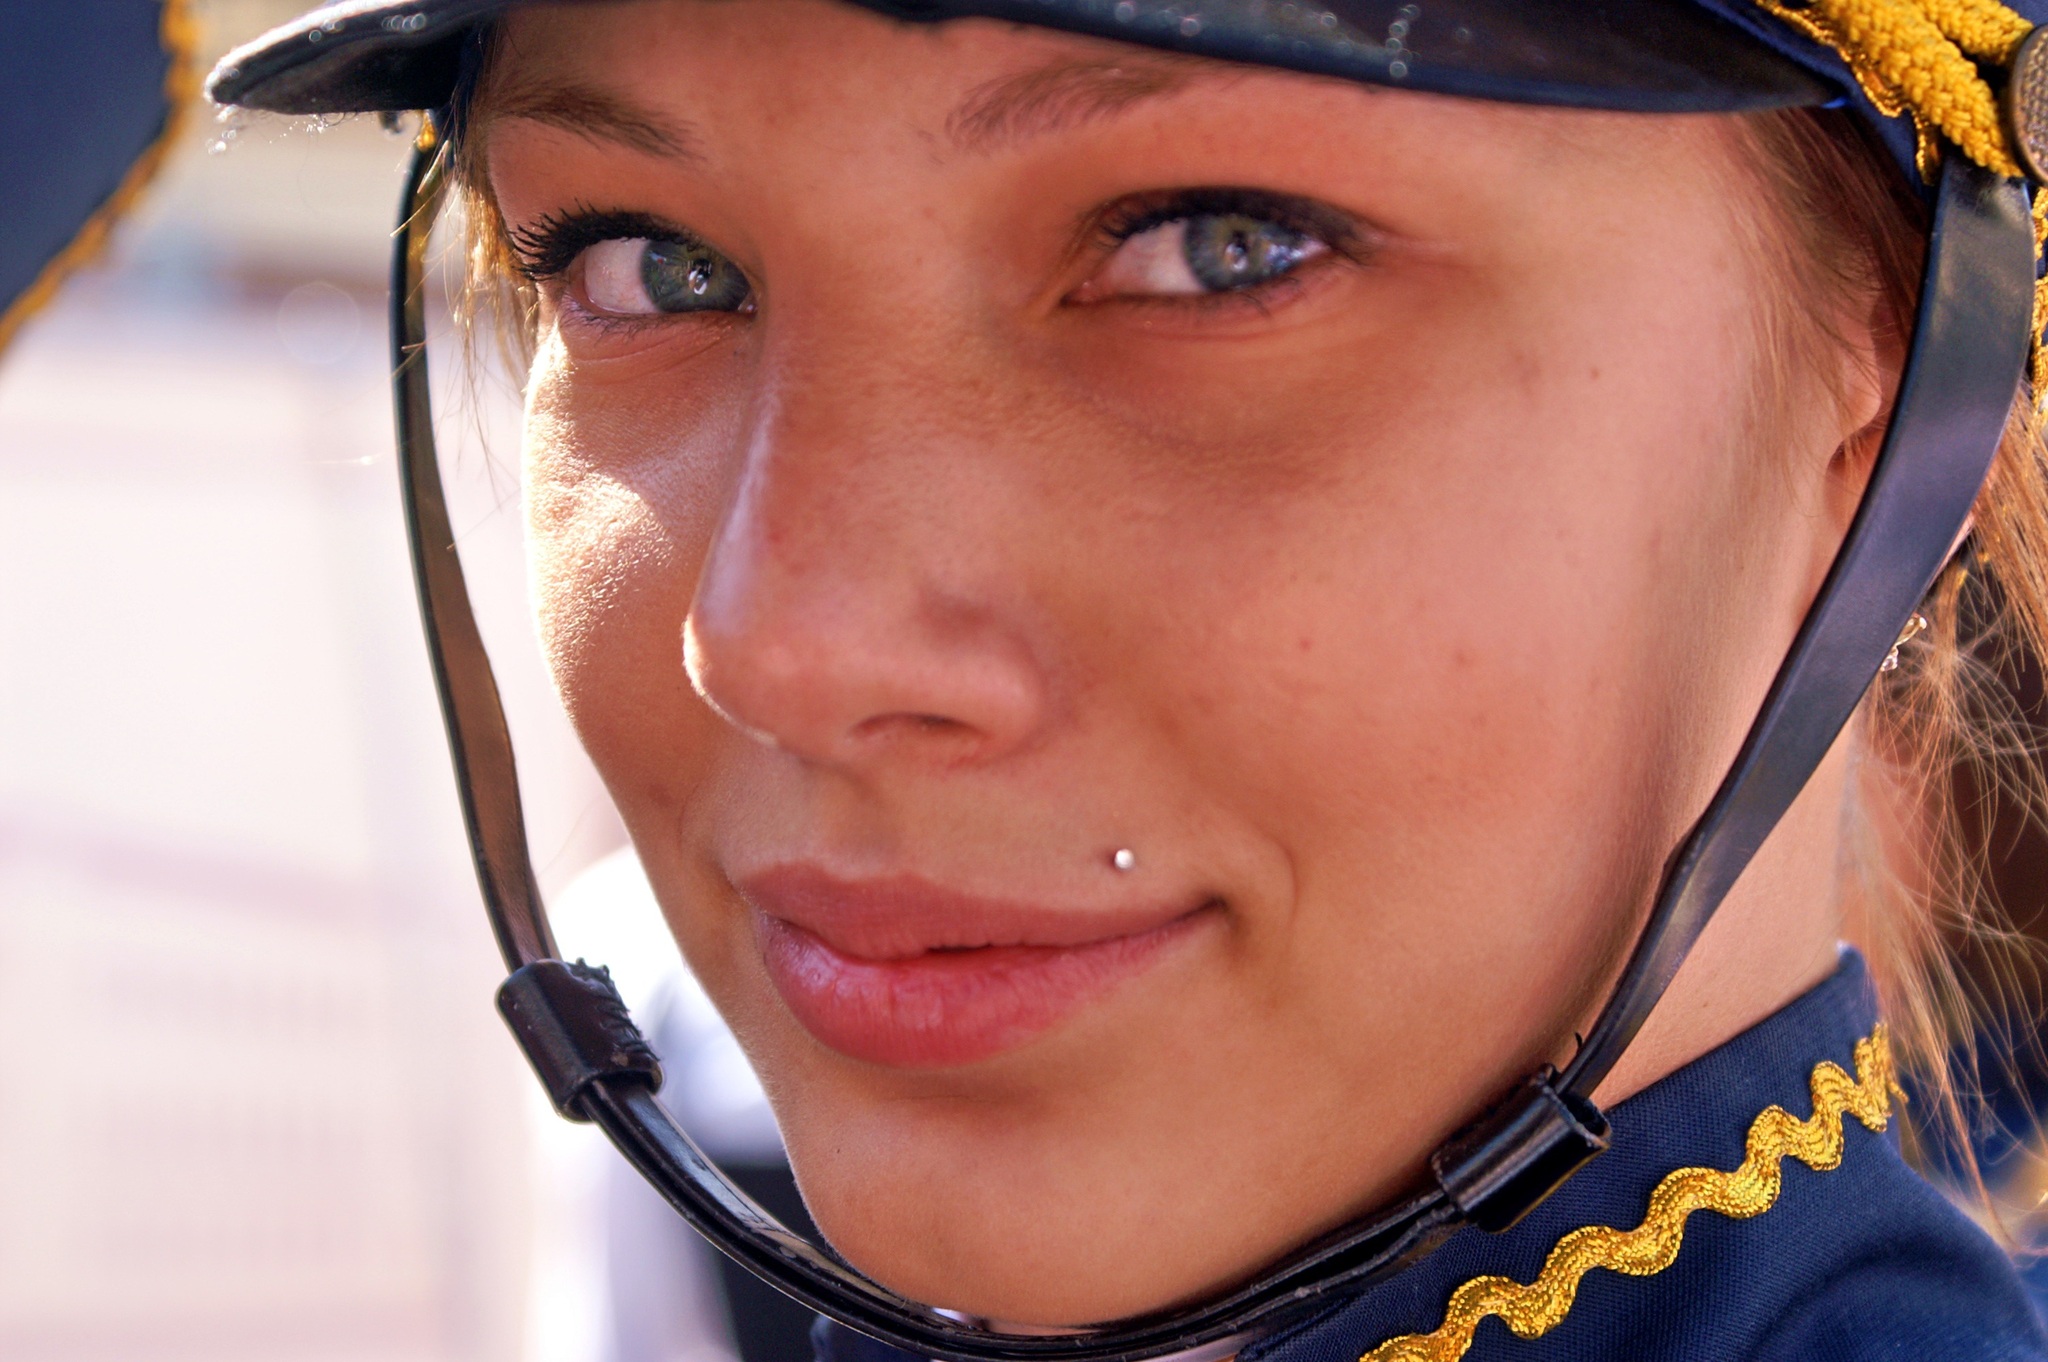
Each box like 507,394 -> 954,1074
1431,1066 -> 1611,1232
498,959 -> 664,1120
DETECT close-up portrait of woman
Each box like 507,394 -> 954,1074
181,0 -> 2048,1358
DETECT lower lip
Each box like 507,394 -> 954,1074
755,913 -> 1197,1067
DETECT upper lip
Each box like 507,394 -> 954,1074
734,864 -> 1196,961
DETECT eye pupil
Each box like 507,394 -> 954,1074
1184,213 -> 1310,293
641,239 -> 750,313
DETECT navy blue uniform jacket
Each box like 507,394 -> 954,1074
816,954 -> 2048,1361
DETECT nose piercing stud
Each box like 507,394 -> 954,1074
1112,848 -> 1137,873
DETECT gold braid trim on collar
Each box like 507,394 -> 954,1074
1358,1026 -> 1900,1362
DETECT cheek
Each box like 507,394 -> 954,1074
1146,238 -> 1766,993
521,343 -> 739,794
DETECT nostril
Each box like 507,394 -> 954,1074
685,541 -> 1049,765
851,712 -> 975,743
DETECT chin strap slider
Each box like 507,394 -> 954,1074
1430,1067 -> 1610,1232
498,959 -> 664,1120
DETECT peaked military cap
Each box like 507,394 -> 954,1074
209,0 -> 2048,197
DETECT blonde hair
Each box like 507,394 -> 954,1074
1742,106 -> 2048,1231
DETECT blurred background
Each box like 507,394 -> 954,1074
0,3 -> 805,1359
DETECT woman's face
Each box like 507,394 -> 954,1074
486,0 -> 1868,1324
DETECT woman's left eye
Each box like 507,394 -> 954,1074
1083,209 -> 1330,301
576,236 -> 753,316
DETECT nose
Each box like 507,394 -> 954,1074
683,353 -> 1051,771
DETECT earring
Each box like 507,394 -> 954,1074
1112,848 -> 1137,873
1880,612 -> 1930,673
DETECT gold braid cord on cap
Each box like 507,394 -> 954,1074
1357,1027 -> 1899,1362
1750,0 -> 2029,176
1745,0 -> 2048,393
2035,188 -> 2048,394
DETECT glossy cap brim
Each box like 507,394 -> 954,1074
209,0 -> 1831,117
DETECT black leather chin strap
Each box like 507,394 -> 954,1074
1557,153 -> 2033,1096
390,134 -> 2034,1362
1420,149 -> 2037,1245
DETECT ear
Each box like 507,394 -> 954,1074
1814,289 -> 1909,583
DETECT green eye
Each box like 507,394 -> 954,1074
1086,198 -> 1334,303
642,239 -> 752,313
1182,214 -> 1316,292
581,236 -> 753,316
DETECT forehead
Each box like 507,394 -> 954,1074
478,0 -> 1332,154
472,0 -> 1752,269
473,22 -> 1694,235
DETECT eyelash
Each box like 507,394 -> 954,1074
509,205 -> 700,281
1093,187 -> 1362,256
506,189 -> 1365,308
1080,187 -> 1367,314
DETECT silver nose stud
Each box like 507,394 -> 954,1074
1112,848 -> 1137,873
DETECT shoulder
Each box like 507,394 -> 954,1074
1743,1173 -> 2047,1362
1748,1268 -> 2045,1362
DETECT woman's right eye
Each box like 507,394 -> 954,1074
576,236 -> 753,317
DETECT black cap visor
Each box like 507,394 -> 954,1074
211,0 -> 1831,117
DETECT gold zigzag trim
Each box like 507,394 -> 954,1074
0,0 -> 201,357
1360,1026 -> 1899,1362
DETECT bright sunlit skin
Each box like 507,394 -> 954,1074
481,0 -> 1887,1325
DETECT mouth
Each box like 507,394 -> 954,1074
737,864 -> 1209,1067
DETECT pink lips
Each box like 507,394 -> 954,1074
739,865 -> 1201,1067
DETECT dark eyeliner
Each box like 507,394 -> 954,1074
1094,188 -> 1364,258
508,206 -> 700,281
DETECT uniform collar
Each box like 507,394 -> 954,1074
1241,948 -> 1985,1362
817,951 -> 2041,1362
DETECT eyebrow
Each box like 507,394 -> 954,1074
482,56 -> 1208,165
487,79 -> 705,162
946,58 -> 1207,154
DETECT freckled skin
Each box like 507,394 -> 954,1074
489,0 -> 1885,1325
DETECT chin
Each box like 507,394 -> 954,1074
770,1072 -> 1285,1327
800,1180 -> 1182,1327
774,1099 -> 1110,1321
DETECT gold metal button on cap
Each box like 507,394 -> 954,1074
2007,26 -> 2048,182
